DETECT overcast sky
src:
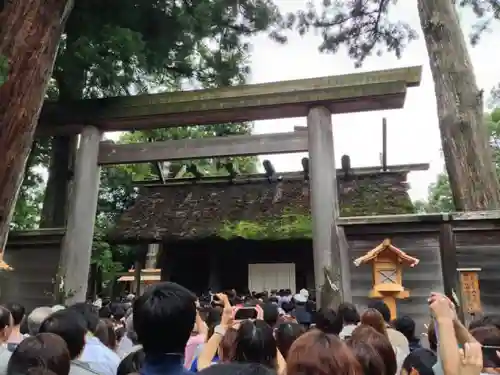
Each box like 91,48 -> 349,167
248,0 -> 500,201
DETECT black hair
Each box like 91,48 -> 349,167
4,303 -> 25,326
274,322 -> 305,358
39,310 -> 86,360
133,282 -> 196,354
367,300 -> 391,323
198,363 -> 276,375
262,303 -> 279,328
393,316 -> 416,341
281,302 -> 294,314
234,320 -> 277,369
117,348 -> 145,375
0,306 -> 11,330
67,303 -> 99,333
337,302 -> 360,325
112,306 -> 126,321
7,333 -> 71,375
314,308 -> 342,335
402,348 -> 437,375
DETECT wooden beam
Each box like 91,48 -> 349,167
152,162 -> 167,184
131,163 -> 430,186
37,66 -> 422,135
98,132 -> 309,165
338,213 -> 449,226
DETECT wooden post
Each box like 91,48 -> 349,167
59,126 -> 101,305
134,261 -> 142,296
307,106 -> 351,307
438,222 -> 463,320
382,118 -> 387,171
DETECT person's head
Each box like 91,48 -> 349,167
7,333 -> 71,375
4,302 -> 25,327
350,325 -> 396,375
401,348 -> 437,375
470,325 -> 500,371
234,319 -> 277,369
347,340 -> 386,375
133,282 -> 196,355
293,294 -> 307,306
94,318 -> 117,350
274,322 -> 305,358
117,348 -> 145,375
0,306 -> 13,342
393,315 -> 417,341
67,303 -> 99,334
51,305 -> 65,313
314,307 -> 342,335
27,307 -> 53,336
360,309 -> 387,336
219,328 -> 238,362
366,300 -> 391,323
287,329 -> 362,375
337,302 -> 360,326
281,302 -> 294,314
262,303 -> 279,328
38,309 -> 86,360
198,363 -> 277,375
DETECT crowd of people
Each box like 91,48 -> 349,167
0,283 -> 498,375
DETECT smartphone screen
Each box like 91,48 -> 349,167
234,307 -> 258,320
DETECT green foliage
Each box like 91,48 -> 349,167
11,0 -> 278,285
283,0 -> 500,67
53,0 -> 286,98
219,210 -> 312,240
417,109 -> 500,212
0,55 -> 7,86
91,223 -> 131,282
10,138 -> 52,230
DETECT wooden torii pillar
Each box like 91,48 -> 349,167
307,107 -> 352,307
59,126 -> 102,305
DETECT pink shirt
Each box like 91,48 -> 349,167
184,334 -> 205,368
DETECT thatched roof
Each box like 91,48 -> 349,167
110,171 -> 414,243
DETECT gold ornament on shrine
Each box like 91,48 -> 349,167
354,239 -> 419,320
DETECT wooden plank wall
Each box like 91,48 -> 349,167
0,229 -> 65,311
344,221 -> 443,335
453,219 -> 500,316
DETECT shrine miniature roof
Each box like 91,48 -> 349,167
353,239 -> 420,267
110,170 -> 415,243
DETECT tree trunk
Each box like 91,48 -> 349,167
417,0 -> 500,211
0,0 -> 73,249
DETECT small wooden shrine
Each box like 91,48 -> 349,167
354,239 -> 419,319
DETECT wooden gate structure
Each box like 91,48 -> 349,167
5,66 -> 423,306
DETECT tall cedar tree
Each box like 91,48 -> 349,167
0,0 -> 73,249
39,0 -> 284,227
290,0 -> 500,211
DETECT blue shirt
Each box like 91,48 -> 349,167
80,334 -> 120,375
189,356 -> 219,372
141,354 -> 191,375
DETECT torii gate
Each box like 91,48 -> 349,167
34,66 -> 422,306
